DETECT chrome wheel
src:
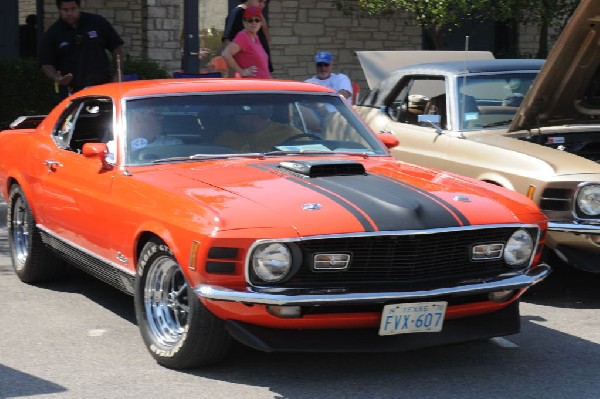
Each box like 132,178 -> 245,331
8,184 -> 62,283
143,255 -> 189,349
135,239 -> 232,368
10,195 -> 29,271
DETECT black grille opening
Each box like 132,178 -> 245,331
280,227 -> 534,288
540,188 -> 572,212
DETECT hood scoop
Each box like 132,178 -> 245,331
278,160 -> 366,178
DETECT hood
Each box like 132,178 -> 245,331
470,128 -> 600,176
143,158 -> 541,237
509,0 -> 600,132
356,50 -> 494,89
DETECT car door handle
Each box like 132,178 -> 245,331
44,160 -> 63,171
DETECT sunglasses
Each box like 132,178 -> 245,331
244,18 -> 262,23
316,62 -> 330,67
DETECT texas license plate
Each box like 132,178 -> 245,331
378,301 -> 447,336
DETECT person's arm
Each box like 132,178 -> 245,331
41,64 -> 73,86
221,41 -> 256,77
222,7 -> 244,46
260,19 -> 272,44
337,74 -> 353,101
338,89 -> 351,100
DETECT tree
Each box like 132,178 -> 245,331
336,0 -> 516,50
336,0 -> 580,57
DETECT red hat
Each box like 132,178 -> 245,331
244,7 -> 263,19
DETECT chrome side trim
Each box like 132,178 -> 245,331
37,224 -> 135,276
548,222 -> 600,234
195,264 -> 551,306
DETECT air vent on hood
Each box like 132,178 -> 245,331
278,160 -> 366,178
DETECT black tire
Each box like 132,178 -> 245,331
7,184 -> 63,283
134,238 -> 232,369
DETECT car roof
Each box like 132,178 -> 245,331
361,59 -> 544,108
74,78 -> 336,99
391,59 -> 545,77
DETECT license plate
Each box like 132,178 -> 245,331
378,301 -> 447,336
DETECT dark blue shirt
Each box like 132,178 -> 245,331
40,12 -> 124,91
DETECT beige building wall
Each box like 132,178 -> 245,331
32,0 -> 553,94
19,0 -> 37,23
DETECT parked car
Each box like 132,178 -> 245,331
0,77 -> 550,369
355,0 -> 600,272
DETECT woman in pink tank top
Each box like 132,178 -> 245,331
221,7 -> 271,79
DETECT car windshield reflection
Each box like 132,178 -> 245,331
124,93 -> 386,165
455,73 -> 537,130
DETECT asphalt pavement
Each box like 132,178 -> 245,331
1,198 -> 599,399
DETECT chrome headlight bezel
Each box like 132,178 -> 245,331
249,242 -> 301,284
574,182 -> 600,219
503,228 -> 534,268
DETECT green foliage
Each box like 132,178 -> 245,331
0,58 -> 171,129
336,0 -> 580,53
123,58 -> 169,79
0,59 -> 57,130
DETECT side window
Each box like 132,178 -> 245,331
53,98 -> 114,153
388,77 -> 445,126
53,103 -> 81,149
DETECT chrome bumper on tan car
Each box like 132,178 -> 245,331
548,221 -> 600,234
195,264 -> 551,306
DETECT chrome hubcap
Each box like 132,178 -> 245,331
143,256 -> 189,349
11,196 -> 29,270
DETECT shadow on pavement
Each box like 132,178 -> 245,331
0,364 -> 66,399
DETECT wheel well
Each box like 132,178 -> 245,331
482,179 -> 502,187
7,177 -> 18,192
135,232 -> 163,269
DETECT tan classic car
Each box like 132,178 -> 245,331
355,0 -> 600,272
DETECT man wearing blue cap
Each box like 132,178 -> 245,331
305,51 -> 353,104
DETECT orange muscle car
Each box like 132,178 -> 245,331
0,78 -> 550,369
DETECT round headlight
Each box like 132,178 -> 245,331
252,243 -> 292,283
577,184 -> 600,216
504,229 -> 534,267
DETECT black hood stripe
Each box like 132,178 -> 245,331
251,163 -> 376,231
252,163 -> 471,231
375,173 -> 471,226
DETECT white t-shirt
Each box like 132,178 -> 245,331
305,73 -> 353,104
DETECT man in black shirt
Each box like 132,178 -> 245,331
40,0 -> 124,99
222,0 -> 272,75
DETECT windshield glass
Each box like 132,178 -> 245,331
123,93 -> 386,165
455,72 -> 537,130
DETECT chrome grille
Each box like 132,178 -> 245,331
287,227 -> 535,286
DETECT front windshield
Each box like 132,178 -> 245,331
124,93 -> 387,165
455,73 -> 537,130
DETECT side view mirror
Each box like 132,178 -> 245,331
82,143 -> 112,170
418,114 -> 443,133
377,132 -> 399,149
82,142 -> 108,157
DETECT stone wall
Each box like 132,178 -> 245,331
19,0 -> 36,23
29,0 -> 554,94
268,0 -> 418,93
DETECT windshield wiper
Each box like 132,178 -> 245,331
150,153 -> 264,163
149,150 -> 372,164
264,150 -> 372,157
482,119 -> 513,128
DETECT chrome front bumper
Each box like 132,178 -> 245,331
195,264 -> 551,306
549,221 -> 600,234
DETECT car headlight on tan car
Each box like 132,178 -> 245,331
576,183 -> 600,217
504,229 -> 534,267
